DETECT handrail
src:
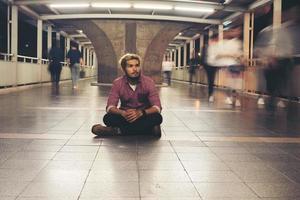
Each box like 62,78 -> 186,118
17,55 -> 39,64
1,54 -> 96,68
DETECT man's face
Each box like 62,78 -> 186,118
124,59 -> 141,79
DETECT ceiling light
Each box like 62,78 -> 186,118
174,6 -> 214,13
133,4 -> 172,10
49,4 -> 89,8
91,3 -> 131,8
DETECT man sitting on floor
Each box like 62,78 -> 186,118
91,53 -> 163,137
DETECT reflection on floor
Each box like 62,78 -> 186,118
0,79 -> 300,200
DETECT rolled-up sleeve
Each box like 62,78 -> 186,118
148,80 -> 162,111
106,80 -> 120,111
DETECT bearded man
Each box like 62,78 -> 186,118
91,53 -> 163,137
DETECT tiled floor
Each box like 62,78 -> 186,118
0,79 -> 300,200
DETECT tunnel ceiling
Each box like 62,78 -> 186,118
9,0 -> 270,49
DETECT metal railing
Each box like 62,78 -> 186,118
17,55 -> 39,63
0,52 -> 13,61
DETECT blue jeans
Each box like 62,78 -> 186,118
70,63 -> 80,87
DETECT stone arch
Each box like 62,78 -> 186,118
143,22 -> 190,83
68,20 -> 117,83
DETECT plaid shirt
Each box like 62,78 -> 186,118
106,74 -> 162,111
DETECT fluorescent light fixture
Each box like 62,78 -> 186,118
174,6 -> 214,13
49,4 -> 89,8
91,3 -> 131,8
133,4 -> 172,10
223,20 -> 232,26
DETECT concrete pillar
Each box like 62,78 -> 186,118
86,48 -> 89,66
183,43 -> 187,66
11,5 -> 18,62
178,47 -> 181,67
66,38 -> 70,52
273,0 -> 282,28
200,35 -> 204,55
47,25 -> 52,51
7,5 -> 11,55
83,47 -> 86,66
243,12 -> 251,60
190,40 -> 194,57
11,5 -> 18,86
55,32 -> 60,48
93,51 -> 97,68
37,19 -> 43,63
218,24 -> 223,42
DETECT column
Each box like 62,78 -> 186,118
243,12 -> 254,62
243,12 -> 250,60
208,29 -> 213,42
66,38 -> 70,52
218,24 -> 223,42
86,48 -> 90,66
199,35 -> 204,55
177,47 -> 181,67
183,43 -> 187,66
7,5 -> 11,55
11,5 -> 18,62
93,51 -> 97,69
83,47 -> 86,66
37,19 -> 43,64
190,40 -> 194,57
56,32 -> 60,47
47,25 -> 52,51
273,0 -> 282,28
11,5 -> 18,86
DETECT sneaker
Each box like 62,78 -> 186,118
277,100 -> 286,108
91,124 -> 120,136
235,99 -> 241,107
152,125 -> 162,138
208,96 -> 214,102
257,97 -> 265,105
225,97 -> 233,105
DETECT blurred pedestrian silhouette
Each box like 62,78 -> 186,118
67,45 -> 83,89
254,5 -> 300,108
188,51 -> 200,85
48,43 -> 63,90
162,56 -> 174,86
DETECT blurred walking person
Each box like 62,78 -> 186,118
67,45 -> 83,89
202,34 -> 218,102
48,44 -> 63,90
162,56 -> 174,86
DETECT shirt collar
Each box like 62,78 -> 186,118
123,74 -> 143,84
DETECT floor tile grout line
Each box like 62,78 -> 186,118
76,140 -> 103,200
168,140 -> 204,200
13,118 -> 95,199
136,138 -> 142,200
206,143 -> 264,199
169,108 -> 211,141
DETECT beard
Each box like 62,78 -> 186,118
126,72 -> 140,82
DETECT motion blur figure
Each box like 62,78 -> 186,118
203,35 -> 218,102
207,28 -> 244,106
48,43 -> 63,92
188,51 -> 200,85
254,5 -> 300,108
162,56 -> 174,86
